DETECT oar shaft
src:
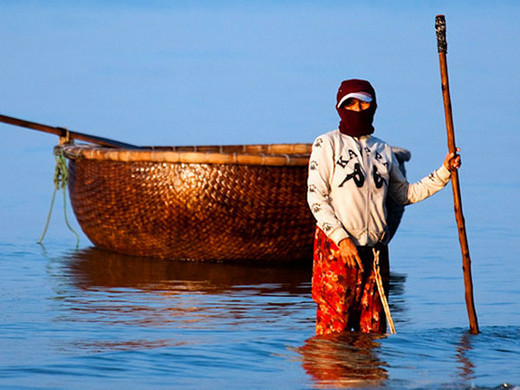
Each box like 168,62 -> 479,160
436,15 -> 479,334
0,113 -> 142,149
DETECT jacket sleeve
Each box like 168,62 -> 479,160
388,153 -> 452,205
307,136 -> 350,245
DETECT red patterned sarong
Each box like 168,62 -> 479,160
312,227 -> 390,335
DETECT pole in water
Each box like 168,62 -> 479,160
435,14 -> 479,334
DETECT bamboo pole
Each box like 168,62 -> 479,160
435,15 -> 479,334
0,113 -> 142,149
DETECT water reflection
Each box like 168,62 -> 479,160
294,272 -> 406,389
59,246 -> 312,295
456,332 -> 476,383
47,246 -> 314,348
298,332 -> 388,388
48,247 -> 406,362
388,272 -> 407,325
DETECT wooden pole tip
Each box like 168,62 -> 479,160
435,15 -> 447,53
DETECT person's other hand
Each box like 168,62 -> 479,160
338,238 -> 364,272
443,147 -> 461,172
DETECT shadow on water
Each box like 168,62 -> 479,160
388,271 -> 407,325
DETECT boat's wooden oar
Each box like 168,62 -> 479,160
435,15 -> 479,334
0,113 -> 142,149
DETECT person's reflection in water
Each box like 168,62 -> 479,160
298,332 -> 388,388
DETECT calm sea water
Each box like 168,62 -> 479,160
1,1 -> 520,389
1,224 -> 519,389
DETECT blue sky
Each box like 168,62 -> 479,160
1,1 -> 519,199
1,1 -> 518,150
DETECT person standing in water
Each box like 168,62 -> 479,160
307,79 -> 461,334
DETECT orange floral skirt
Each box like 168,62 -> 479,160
312,227 -> 390,335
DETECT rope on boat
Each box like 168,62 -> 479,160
38,144 -> 79,247
373,248 -> 396,334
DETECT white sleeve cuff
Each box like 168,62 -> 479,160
437,164 -> 452,183
329,227 -> 350,247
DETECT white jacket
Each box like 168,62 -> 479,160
307,129 -> 451,247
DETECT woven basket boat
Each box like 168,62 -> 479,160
60,143 -> 409,263
61,143 -> 316,262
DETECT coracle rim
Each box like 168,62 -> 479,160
60,143 -> 312,166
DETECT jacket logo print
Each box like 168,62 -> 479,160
339,163 -> 365,188
336,156 -> 350,168
314,138 -> 323,148
372,166 -> 387,189
310,160 -> 318,170
375,151 -> 390,168
336,150 -> 358,168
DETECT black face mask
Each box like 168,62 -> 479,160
337,104 -> 376,137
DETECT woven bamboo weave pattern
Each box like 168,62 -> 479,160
64,144 -> 315,262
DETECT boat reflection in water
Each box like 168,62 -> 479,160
52,246 -> 313,353
62,246 -> 312,295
